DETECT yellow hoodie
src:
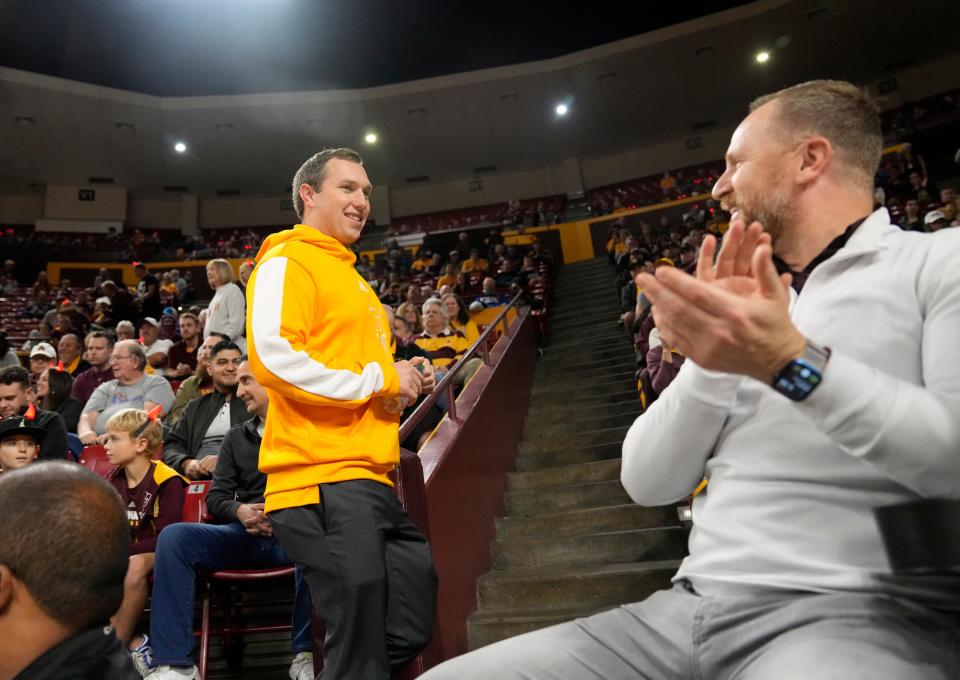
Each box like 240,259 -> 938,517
246,225 -> 402,513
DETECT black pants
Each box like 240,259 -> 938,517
270,479 -> 438,680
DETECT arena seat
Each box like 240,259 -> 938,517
178,479 -> 297,680
78,444 -> 117,478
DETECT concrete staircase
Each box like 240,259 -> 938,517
466,257 -> 688,649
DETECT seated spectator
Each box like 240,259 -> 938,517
37,365 -> 82,434
423,253 -> 444,278
31,270 -> 51,298
436,264 -> 459,290
72,331 -> 116,406
899,199 -> 924,231
0,331 -> 18,369
144,360 -> 314,680
238,260 -> 255,291
92,296 -> 114,327
167,333 -> 227,424
475,277 -> 504,308
77,340 -> 176,444
415,299 -> 470,370
169,268 -> 188,300
140,317 -> 173,370
442,293 -> 480,344
104,408 -> 187,674
379,282 -> 402,305
384,308 -> 443,451
941,187 -> 958,222
396,301 -> 423,334
204,259 -> 246,352
0,366 -> 68,459
28,342 -> 56,380
529,241 -> 553,269
403,284 -> 423,307
163,341 -> 247,478
0,414 -> 45,473
57,333 -> 90,376
454,231 -> 472,258
159,272 -> 178,298
116,319 -> 136,341
165,312 -> 201,379
409,249 -> 430,272
20,329 -> 42,353
102,280 -> 137,323
92,267 -> 111,293
644,340 -> 686,400
0,462 -> 139,679
924,210 -> 949,232
461,248 -> 489,274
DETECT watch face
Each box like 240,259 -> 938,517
774,358 -> 822,401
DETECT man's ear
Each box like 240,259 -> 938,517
0,564 -> 15,614
298,183 -> 315,212
796,136 -> 833,186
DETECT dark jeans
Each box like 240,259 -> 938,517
270,479 -> 438,680
150,521 -> 312,667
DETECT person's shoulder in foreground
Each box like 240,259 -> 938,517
0,461 -> 138,680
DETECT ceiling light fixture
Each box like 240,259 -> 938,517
364,132 -> 378,144
174,141 -> 187,153
755,51 -> 771,64
555,103 -> 569,116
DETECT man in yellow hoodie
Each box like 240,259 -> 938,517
246,148 -> 438,680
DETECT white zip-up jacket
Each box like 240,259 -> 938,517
621,208 -> 960,599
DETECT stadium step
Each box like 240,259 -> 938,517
491,526 -> 689,570
467,257 -> 686,649
523,398 -> 639,428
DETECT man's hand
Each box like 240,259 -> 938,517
183,459 -> 208,479
197,455 -> 219,475
236,503 -> 272,536
410,357 -> 436,395
394,360 -> 424,404
176,363 -> 192,377
79,431 -> 98,446
636,241 -> 805,382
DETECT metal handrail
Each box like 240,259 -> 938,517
399,291 -> 524,442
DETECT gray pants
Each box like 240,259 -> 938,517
421,582 -> 960,679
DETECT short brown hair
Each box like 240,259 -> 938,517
105,407 -> 162,453
750,80 -> 882,189
291,148 -> 364,220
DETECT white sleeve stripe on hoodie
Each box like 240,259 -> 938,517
251,256 -> 386,401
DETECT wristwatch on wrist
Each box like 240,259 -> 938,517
772,338 -> 831,401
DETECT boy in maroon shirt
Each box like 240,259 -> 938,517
104,406 -> 186,675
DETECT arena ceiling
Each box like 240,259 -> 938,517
0,0 -> 957,198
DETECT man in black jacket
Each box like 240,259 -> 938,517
145,359 -> 313,680
0,462 -> 139,680
162,341 -> 247,478
0,366 -> 68,460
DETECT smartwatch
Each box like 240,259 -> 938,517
772,339 -> 831,401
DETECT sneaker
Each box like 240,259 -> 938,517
288,651 -> 315,680
129,634 -> 154,677
144,666 -> 200,680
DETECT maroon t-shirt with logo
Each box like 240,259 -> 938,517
110,461 -> 186,555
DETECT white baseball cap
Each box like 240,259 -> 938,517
29,342 -> 57,359
924,210 -> 947,225
140,317 -> 160,328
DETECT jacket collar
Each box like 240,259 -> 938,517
241,415 -> 263,439
831,207 -> 896,259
